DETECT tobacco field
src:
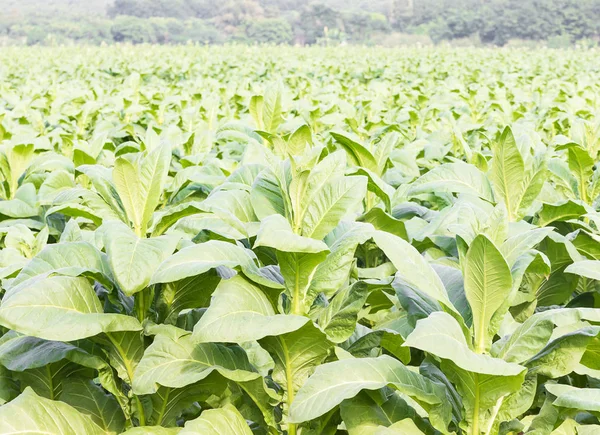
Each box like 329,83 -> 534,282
0,45 -> 600,435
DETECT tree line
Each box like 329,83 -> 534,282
1,0 -> 598,46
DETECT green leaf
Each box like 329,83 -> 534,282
251,166 -> 290,221
340,390 -> 436,435
404,312 -> 525,378
359,207 -> 407,239
559,143 -> 595,202
307,221 -> 374,301
379,419 -> 428,434
0,184 -> 39,217
132,333 -> 259,395
537,200 -> 588,227
288,124 -> 313,155
546,384 -> 600,412
259,322 -> 332,423
373,231 -> 457,314
0,332 -> 118,402
148,374 -> 227,426
344,327 -> 410,364
408,162 -> 494,202
526,326 -> 600,378
464,234 -> 513,353
10,241 -> 112,289
97,330 -> 144,385
288,355 -> 450,430
103,221 -> 179,296
489,127 -> 525,221
300,174 -> 368,240
500,227 -> 553,268
0,387 -> 107,434
249,95 -> 264,130
0,365 -> 18,405
318,281 -> 369,343
0,331 -> 106,373
565,260 -> 600,281
193,275 -> 308,343
113,143 -> 171,236
403,312 -> 525,433
254,213 -> 329,253
262,83 -> 283,134
4,143 -> 35,199
180,405 -> 253,435
60,379 -> 126,434
0,276 -> 142,341
578,426 -> 600,435
156,273 -> 221,324
331,132 -> 379,174
150,240 -> 281,288
492,315 -> 554,363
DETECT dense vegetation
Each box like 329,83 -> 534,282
1,0 -> 599,46
1,45 -> 600,434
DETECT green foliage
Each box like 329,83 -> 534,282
405,0 -> 600,45
3,0 -> 599,45
0,45 -> 599,434
244,18 -> 293,44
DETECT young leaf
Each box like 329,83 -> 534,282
464,234 -> 513,353
113,143 -> 171,236
489,127 -> 525,221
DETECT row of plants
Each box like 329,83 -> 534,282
0,46 -> 599,434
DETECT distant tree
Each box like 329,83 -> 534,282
298,4 -> 340,44
186,0 -> 217,19
109,0 -> 193,19
111,15 -> 157,43
245,17 -> 292,43
211,0 -> 264,34
342,11 -> 390,42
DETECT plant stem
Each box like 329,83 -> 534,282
134,396 -> 146,426
286,375 -> 297,435
135,290 -> 147,323
106,333 -> 146,426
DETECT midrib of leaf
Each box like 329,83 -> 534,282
473,243 -> 493,355
579,168 -> 589,204
281,338 -> 297,435
46,365 -> 55,400
106,332 -> 146,426
500,155 -> 514,221
291,260 -> 303,315
472,243 -> 490,434
472,372 -> 480,435
155,387 -> 170,425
